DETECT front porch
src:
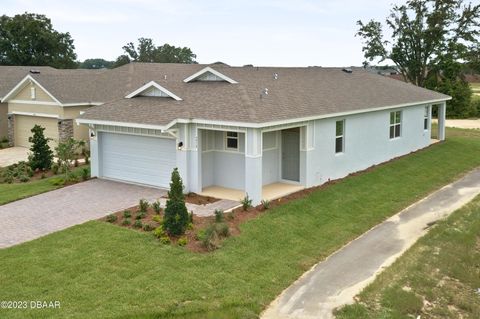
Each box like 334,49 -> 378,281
201,182 -> 305,202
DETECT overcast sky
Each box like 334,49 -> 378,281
3,0 -> 399,67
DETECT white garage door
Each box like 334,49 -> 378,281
15,115 -> 58,148
100,132 -> 176,188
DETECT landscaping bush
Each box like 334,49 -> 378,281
241,194 -> 252,211
187,222 -> 193,230
28,125 -> 53,171
55,138 -> 82,182
139,199 -> 149,212
123,210 -> 132,218
214,209 -> 224,223
40,173 -> 46,179
152,215 -> 162,223
80,167 -> 89,181
153,226 -> 166,238
159,236 -> 171,245
136,212 -> 146,220
152,200 -> 162,214
122,218 -> 131,226
261,199 -> 270,210
18,175 -> 29,183
142,223 -> 154,231
200,222 -> 230,251
215,222 -> 230,238
51,163 -> 59,175
133,220 -> 143,228
3,170 -> 14,184
106,214 -> 117,223
163,168 -> 189,236
177,236 -> 188,246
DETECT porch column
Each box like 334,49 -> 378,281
437,101 -> 446,141
187,125 -> 202,193
176,123 -> 189,193
89,126 -> 99,177
300,121 -> 316,188
245,128 -> 262,206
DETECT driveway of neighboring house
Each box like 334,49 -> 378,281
0,179 -> 166,249
262,168 -> 480,319
432,119 -> 480,129
0,147 -> 29,167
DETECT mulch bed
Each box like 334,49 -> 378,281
162,192 -> 219,205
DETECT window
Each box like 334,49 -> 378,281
389,111 -> 401,139
225,131 -> 238,150
424,106 -> 429,130
335,120 -> 344,153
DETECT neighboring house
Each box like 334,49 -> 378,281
75,63 -> 450,205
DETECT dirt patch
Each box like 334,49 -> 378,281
161,192 -> 220,205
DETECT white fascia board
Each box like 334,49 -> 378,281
183,66 -> 238,84
62,102 -> 103,107
11,111 -> 60,119
1,75 -> 62,105
76,118 -> 168,131
124,81 -> 182,101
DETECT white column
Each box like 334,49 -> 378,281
188,126 -> 202,193
176,124 -> 189,192
300,121 -> 315,187
438,101 -> 446,141
245,128 -> 262,205
89,126 -> 99,177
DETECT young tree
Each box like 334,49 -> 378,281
55,138 -> 81,181
163,168 -> 189,236
112,37 -> 197,68
0,13 -> 77,68
356,0 -> 480,117
28,125 -> 53,171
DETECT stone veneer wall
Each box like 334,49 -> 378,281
7,114 -> 14,147
58,119 -> 74,142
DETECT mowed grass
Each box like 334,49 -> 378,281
336,194 -> 480,319
0,128 -> 480,319
0,166 -> 88,205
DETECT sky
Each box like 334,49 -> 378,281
2,0 -> 400,67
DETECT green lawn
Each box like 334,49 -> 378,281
0,166 -> 88,205
0,128 -> 480,319
336,194 -> 480,319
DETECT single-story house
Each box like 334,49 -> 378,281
76,63 -> 450,205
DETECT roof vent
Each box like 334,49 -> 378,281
342,68 -> 353,74
29,69 -> 40,74
260,88 -> 269,99
273,73 -> 278,80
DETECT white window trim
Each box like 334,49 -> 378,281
335,119 -> 345,154
389,111 -> 402,139
424,106 -> 429,131
225,131 -> 239,151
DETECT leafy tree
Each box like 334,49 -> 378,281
0,13 -> 77,68
28,125 -> 53,171
113,38 -> 196,68
356,0 -> 480,117
79,58 -> 114,69
163,168 -> 189,236
55,138 -> 81,181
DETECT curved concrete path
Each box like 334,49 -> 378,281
262,168 -> 480,319
0,179 -> 166,249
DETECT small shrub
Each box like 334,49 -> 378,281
143,223 -> 154,231
214,209 -> 224,223
67,172 -> 78,182
74,159 -> 79,167
40,173 -> 46,179
51,163 -> 59,175
152,200 -> 162,214
3,170 -> 14,184
163,168 -> 189,236
123,210 -> 132,218
133,220 -> 143,228
49,177 -> 64,186
152,215 -> 163,223
122,218 -> 131,226
187,222 -> 194,230
261,199 -> 271,210
202,225 -> 221,251
226,211 -> 235,220
196,229 -> 206,241
215,222 -> 230,237
139,199 -> 149,212
241,194 -> 253,211
106,214 -> 117,223
136,212 -> 146,220
177,236 -> 188,246
189,211 -> 194,223
153,226 -> 166,238
159,236 -> 171,245
80,167 -> 89,181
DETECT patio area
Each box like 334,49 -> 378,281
201,182 -> 304,202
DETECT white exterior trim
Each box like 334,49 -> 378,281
183,66 -> 238,84
63,102 -> 103,107
1,75 -> 62,105
11,111 -> 60,119
76,118 -> 168,131
9,99 -> 61,106
125,81 -> 182,101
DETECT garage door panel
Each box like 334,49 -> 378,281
100,132 -> 176,188
15,115 -> 58,148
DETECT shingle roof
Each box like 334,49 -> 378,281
0,66 -> 56,98
79,63 -> 450,126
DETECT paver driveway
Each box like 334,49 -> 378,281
0,147 -> 29,167
0,179 -> 166,248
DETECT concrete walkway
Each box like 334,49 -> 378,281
0,179 -> 166,249
0,147 -> 29,167
262,168 -> 480,319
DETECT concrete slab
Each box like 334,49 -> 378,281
0,147 -> 29,167
262,168 -> 480,319
201,183 -> 304,202
432,119 -> 480,130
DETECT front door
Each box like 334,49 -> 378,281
281,128 -> 300,182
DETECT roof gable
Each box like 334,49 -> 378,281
183,66 -> 238,84
1,75 -> 61,104
125,81 -> 182,101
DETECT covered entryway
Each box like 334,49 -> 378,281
281,128 -> 300,182
14,115 -> 58,148
99,132 -> 176,188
